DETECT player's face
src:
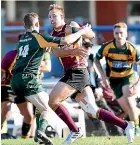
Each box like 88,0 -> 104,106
33,17 -> 40,32
48,9 -> 64,28
113,27 -> 127,44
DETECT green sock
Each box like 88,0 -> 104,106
39,118 -> 48,133
36,113 -> 41,131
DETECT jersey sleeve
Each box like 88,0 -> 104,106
32,32 -> 61,48
42,32 -> 62,45
95,45 -> 105,60
1,52 -> 11,72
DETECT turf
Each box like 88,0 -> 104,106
1,136 -> 140,145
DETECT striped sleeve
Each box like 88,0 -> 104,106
42,32 -> 62,44
32,33 -> 61,48
96,45 -> 105,60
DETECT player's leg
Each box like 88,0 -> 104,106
11,73 -> 53,145
75,86 -> 134,143
49,81 -> 79,131
119,84 -> 140,136
26,91 -> 53,145
1,101 -> 11,129
17,100 -> 34,138
1,86 -> 14,129
29,105 -> 36,138
111,75 -> 140,136
49,81 -> 83,144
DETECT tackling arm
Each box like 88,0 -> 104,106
39,53 -> 51,72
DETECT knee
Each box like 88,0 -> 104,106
48,99 -> 58,109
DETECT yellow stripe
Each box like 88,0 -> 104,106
128,43 -> 136,61
110,69 -> 133,78
103,42 -> 115,57
32,33 -> 59,48
8,55 -> 17,73
1,68 -> 6,72
108,53 -> 133,61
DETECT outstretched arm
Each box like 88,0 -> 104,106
39,53 -> 51,72
69,21 -> 95,39
52,46 -> 88,57
60,24 -> 93,44
41,24 -> 93,48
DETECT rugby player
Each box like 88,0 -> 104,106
95,22 -> 140,136
10,12 -> 91,145
48,4 -> 135,144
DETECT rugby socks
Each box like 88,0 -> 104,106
97,108 -> 127,130
38,111 -> 48,133
55,104 -> 79,132
35,109 -> 41,131
134,119 -> 140,135
22,122 -> 31,138
39,118 -> 48,133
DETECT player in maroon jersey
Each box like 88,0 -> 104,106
1,49 -> 34,138
47,4 -> 135,144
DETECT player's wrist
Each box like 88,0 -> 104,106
79,29 -> 86,36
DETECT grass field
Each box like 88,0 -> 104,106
1,136 -> 140,145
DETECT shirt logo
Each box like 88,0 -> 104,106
112,61 -> 129,68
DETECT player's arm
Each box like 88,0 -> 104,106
39,52 -> 51,72
135,48 -> 140,77
42,24 -> 91,46
94,45 -> 110,87
69,21 -> 95,39
52,46 -> 88,57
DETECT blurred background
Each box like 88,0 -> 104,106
1,0 -> 140,57
1,0 -> 140,139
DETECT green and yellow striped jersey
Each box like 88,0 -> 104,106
96,39 -> 140,78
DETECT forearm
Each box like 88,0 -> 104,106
40,65 -> 51,72
52,48 -> 73,57
72,26 -> 95,39
94,58 -> 106,78
60,29 -> 84,45
83,29 -> 95,39
39,59 -> 51,72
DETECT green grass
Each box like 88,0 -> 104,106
1,136 -> 140,145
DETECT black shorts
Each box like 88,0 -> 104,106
60,68 -> 90,93
1,86 -> 26,104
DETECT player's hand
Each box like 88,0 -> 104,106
81,23 -> 92,35
101,75 -> 111,89
70,47 -> 88,57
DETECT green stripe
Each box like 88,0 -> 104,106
107,57 -> 132,62
111,67 -> 132,72
108,48 -> 131,55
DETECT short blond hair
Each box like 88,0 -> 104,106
24,12 -> 39,29
113,22 -> 127,30
48,4 -> 64,14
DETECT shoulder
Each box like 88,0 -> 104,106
69,21 -> 80,28
127,41 -> 136,50
101,40 -> 114,48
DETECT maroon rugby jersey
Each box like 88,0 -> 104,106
51,23 -> 88,72
1,49 -> 17,86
